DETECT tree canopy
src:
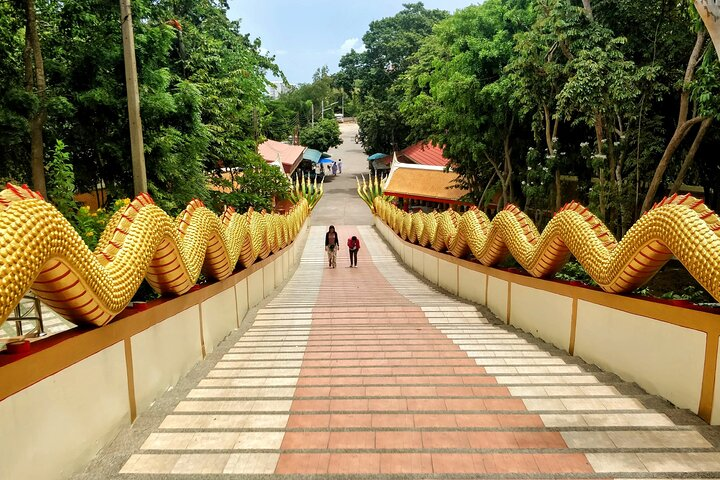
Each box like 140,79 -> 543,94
299,119 -> 342,153
0,0 -> 289,214
337,0 -> 720,235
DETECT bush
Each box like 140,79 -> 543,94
299,119 -> 342,152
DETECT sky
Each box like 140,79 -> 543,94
226,0 -> 481,85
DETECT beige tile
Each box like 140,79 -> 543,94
523,398 -> 566,411
561,398 -> 608,411
251,400 -> 293,412
187,387 -> 295,398
243,414 -> 290,428
583,413 -> 673,427
141,433 -> 194,450
605,430 -> 712,449
120,454 -> 180,474
211,368 -> 301,377
540,414 -> 588,427
561,431 -> 615,449
175,400 -> 254,412
586,453 -> 647,473
171,453 -> 230,474
638,452 -> 720,472
600,397 -> 643,410
160,414 -> 289,430
234,432 -> 285,449
223,453 -> 280,474
187,432 -> 241,450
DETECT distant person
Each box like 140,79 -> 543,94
332,161 -> 338,176
347,235 -> 360,268
338,158 -> 343,173
325,225 -> 339,268
315,162 -> 322,175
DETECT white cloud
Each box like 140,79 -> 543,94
276,49 -> 288,56
338,38 -> 365,55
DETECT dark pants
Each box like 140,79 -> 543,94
349,249 -> 358,266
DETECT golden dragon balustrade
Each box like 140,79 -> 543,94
370,194 -> 720,302
0,184 -> 313,328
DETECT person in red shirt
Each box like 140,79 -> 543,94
347,235 -> 360,268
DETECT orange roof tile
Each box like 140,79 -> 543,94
258,140 -> 305,174
384,168 -> 469,203
398,142 -> 449,167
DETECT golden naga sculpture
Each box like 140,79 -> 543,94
356,174 -> 393,212
0,184 -> 311,328
372,194 -> 720,301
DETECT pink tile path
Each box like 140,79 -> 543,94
275,226 -> 593,475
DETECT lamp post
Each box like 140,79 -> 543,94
120,0 -> 147,196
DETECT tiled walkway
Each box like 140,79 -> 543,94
92,225 -> 720,478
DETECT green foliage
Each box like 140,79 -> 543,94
209,156 -> 290,212
299,119 -> 342,152
262,100 -> 296,141
76,198 -> 128,251
0,0 -> 287,216
45,140 -> 78,222
401,0 -> 534,204
659,285 -> 710,303
392,0 -> 720,233
339,2 -> 449,154
276,67 -> 344,128
554,260 -> 597,286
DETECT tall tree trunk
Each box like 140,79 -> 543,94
581,0 -> 594,20
669,117 -> 713,195
555,170 -> 562,211
504,117 -> 515,204
543,104 -> 554,155
25,0 -> 47,198
641,31 -> 706,213
485,153 -> 508,208
593,113 -> 607,219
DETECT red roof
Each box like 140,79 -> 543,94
398,142 -> 449,167
258,140 -> 305,174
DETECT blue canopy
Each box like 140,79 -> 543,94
319,157 -> 335,164
368,153 -> 389,161
303,148 -> 322,163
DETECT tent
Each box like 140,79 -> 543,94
319,157 -> 335,164
368,153 -> 389,161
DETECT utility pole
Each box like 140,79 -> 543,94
321,100 -> 324,119
341,94 -> 345,117
311,103 -> 314,126
120,0 -> 147,195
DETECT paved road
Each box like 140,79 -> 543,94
76,224 -> 720,478
309,122 -> 374,226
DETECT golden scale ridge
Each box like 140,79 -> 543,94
0,183 -> 316,328
357,175 -> 720,302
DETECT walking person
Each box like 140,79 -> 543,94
338,158 -> 343,174
325,225 -> 339,268
331,161 -> 338,176
347,235 -> 360,268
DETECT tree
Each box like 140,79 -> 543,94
16,0 -> 49,197
299,119 -> 342,152
339,2 -> 448,154
401,0 -> 534,206
0,2 -> 33,184
641,28 -> 717,212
